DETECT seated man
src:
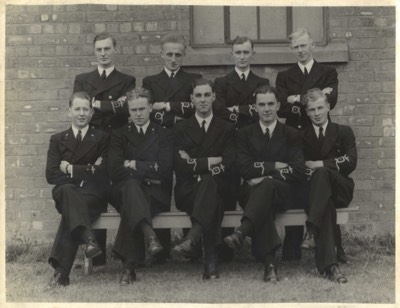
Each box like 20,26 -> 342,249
224,85 -> 305,283
108,89 -> 173,285
45,92 -> 110,289
300,88 -> 357,283
172,79 -> 235,279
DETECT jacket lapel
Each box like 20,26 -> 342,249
154,71 -> 172,97
320,122 -> 338,157
303,61 -> 324,93
303,125 -> 321,156
237,71 -> 262,104
60,127 -> 76,154
164,69 -> 188,101
200,117 -> 224,153
90,69 -> 125,97
185,116 -> 204,147
265,122 -> 286,159
71,127 -> 99,162
127,122 -> 159,158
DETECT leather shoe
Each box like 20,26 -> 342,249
146,236 -> 164,257
327,265 -> 348,283
120,269 -> 136,286
263,264 -> 278,283
300,231 -> 316,250
172,237 -> 200,259
85,237 -> 102,259
223,231 -> 244,250
44,272 -> 69,291
203,260 -> 220,280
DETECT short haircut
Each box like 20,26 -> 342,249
93,32 -> 117,47
305,88 -> 329,107
232,36 -> 254,49
191,78 -> 214,93
126,88 -> 153,105
254,84 -> 277,98
289,27 -> 313,44
69,91 -> 91,108
161,33 -> 186,50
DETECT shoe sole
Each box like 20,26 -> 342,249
85,247 -> 102,259
148,246 -> 164,257
223,237 -> 241,250
171,246 -> 199,259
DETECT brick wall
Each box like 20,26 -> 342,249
5,5 -> 395,241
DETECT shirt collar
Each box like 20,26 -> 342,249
195,113 -> 213,132
312,121 -> 329,136
164,67 -> 180,78
235,67 -> 250,80
259,120 -> 277,136
97,66 -> 115,78
297,58 -> 314,75
135,120 -> 150,134
71,125 -> 89,139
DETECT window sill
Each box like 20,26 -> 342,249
183,40 -> 348,66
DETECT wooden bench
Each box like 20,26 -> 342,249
85,207 -> 359,274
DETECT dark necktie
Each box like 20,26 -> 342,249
304,67 -> 309,78
241,73 -> 246,82
139,127 -> 144,136
201,120 -> 207,135
265,128 -> 270,143
318,127 -> 324,147
170,72 -> 174,79
75,129 -> 82,148
101,69 -> 107,80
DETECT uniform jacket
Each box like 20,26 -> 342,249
142,69 -> 202,127
73,69 -> 136,132
213,70 -> 269,128
276,61 -> 338,130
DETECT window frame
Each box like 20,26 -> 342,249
190,6 -> 327,48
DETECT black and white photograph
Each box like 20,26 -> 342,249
2,1 -> 396,305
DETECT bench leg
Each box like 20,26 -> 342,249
84,256 -> 93,275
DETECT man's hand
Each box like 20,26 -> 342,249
152,102 -> 167,111
179,150 -> 190,160
60,160 -> 71,174
117,95 -> 126,102
124,160 -> 136,170
275,162 -> 289,169
287,95 -> 299,104
322,87 -> 333,95
305,160 -> 324,169
248,176 -> 271,186
94,157 -> 103,166
227,106 -> 238,113
91,98 -> 101,109
208,156 -> 222,166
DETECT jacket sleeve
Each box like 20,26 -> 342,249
99,76 -> 136,115
72,134 -> 110,182
213,77 -> 237,123
108,130 -> 133,183
323,67 -> 338,110
45,135 -> 74,186
209,124 -> 236,176
276,71 -> 303,121
323,126 -> 357,176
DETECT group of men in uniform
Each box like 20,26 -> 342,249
45,27 -> 357,289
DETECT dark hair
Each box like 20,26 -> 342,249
232,36 -> 254,49
161,33 -> 186,50
126,88 -> 153,105
253,84 -> 277,98
191,78 -> 214,93
93,32 -> 117,47
304,88 -> 328,107
69,91 -> 91,108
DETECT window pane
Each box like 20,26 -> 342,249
229,7 -> 257,40
293,7 -> 324,43
193,6 -> 225,45
259,7 -> 287,40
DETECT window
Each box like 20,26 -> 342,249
191,6 -> 326,47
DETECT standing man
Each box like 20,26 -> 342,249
108,89 -> 173,284
275,27 -> 342,261
223,85 -> 305,283
172,79 -> 235,279
300,88 -> 357,283
45,92 -> 110,289
213,36 -> 270,260
142,34 -> 202,128
73,32 -> 136,132
213,36 -> 270,129
73,32 -> 136,265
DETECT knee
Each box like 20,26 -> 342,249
312,167 -> 331,180
200,174 -> 217,188
58,183 -> 78,196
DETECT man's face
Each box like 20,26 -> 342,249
255,92 -> 280,126
69,98 -> 93,129
94,38 -> 116,69
290,34 -> 314,65
128,97 -> 152,126
161,42 -> 185,72
191,84 -> 215,118
231,41 -> 255,72
305,97 -> 330,127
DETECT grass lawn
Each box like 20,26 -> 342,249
6,233 -> 395,303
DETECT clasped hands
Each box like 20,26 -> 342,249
287,87 -> 333,105
247,162 -> 288,186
